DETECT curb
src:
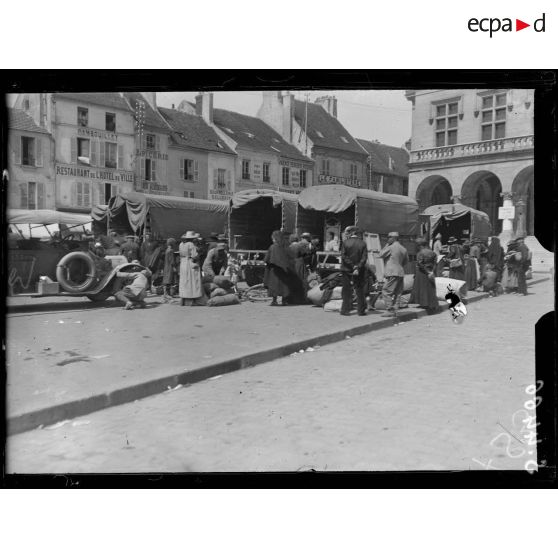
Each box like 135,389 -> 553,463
4,289 -> 498,436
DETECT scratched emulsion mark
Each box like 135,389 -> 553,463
444,284 -> 468,325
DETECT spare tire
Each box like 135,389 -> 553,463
56,251 -> 98,293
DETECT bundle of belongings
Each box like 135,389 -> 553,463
203,275 -> 240,307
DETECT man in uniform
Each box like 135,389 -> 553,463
340,226 -> 368,316
379,231 -> 409,317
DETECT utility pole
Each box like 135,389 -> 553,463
304,92 -> 309,157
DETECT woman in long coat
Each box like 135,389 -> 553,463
264,230 -> 292,306
502,240 -> 519,293
178,231 -> 206,306
287,234 -> 308,304
463,242 -> 478,291
410,238 -> 439,312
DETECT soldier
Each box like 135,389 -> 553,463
340,226 -> 368,316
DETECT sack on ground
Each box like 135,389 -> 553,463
210,287 -> 228,298
331,286 -> 342,300
213,275 -> 234,290
207,293 -> 240,306
307,285 -> 324,306
403,274 -> 414,293
435,277 -> 466,300
203,282 -> 218,295
323,299 -> 343,312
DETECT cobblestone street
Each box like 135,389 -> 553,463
7,279 -> 553,473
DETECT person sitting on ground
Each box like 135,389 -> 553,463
114,268 -> 152,310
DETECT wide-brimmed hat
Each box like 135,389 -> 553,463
435,233 -> 442,240
182,231 -> 197,240
388,231 -> 399,238
447,236 -> 457,244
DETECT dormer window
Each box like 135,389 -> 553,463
340,136 -> 349,143
244,132 -> 255,139
315,130 -> 324,138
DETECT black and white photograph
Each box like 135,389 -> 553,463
3,77 -> 555,477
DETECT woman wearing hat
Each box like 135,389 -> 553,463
410,237 -> 439,312
178,231 -> 206,306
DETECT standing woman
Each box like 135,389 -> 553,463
162,237 -> 177,301
264,230 -> 292,306
178,231 -> 206,306
447,237 -> 465,282
288,234 -> 307,303
502,240 -> 520,294
463,241 -> 478,291
410,237 -> 439,312
486,236 -> 505,282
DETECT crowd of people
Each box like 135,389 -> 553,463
87,226 -> 532,312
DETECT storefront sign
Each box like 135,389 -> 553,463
498,206 -> 515,219
141,183 -> 168,194
209,189 -> 233,200
136,149 -> 168,160
56,164 -> 134,183
279,158 -> 313,170
278,187 -> 301,194
318,173 -> 361,187
78,127 -> 117,141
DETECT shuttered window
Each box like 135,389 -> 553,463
117,144 -> 124,169
181,159 -> 199,181
75,182 -> 91,207
282,166 -> 290,186
217,169 -> 226,188
105,142 -> 117,168
300,169 -> 307,188
19,182 -> 45,209
21,136 -> 35,166
263,162 -> 270,183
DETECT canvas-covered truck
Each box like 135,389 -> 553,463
7,208 -> 148,302
92,190 -> 229,240
228,189 -> 298,285
295,184 -> 420,280
418,203 -> 491,245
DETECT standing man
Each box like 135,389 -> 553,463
140,233 -> 158,268
515,237 -> 530,295
340,226 -> 368,316
379,231 -> 408,317
203,242 -> 229,279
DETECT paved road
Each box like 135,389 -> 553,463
7,280 -> 553,473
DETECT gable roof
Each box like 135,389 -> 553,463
357,139 -> 409,178
212,107 -> 312,162
53,92 -> 132,112
293,100 -> 368,157
122,92 -> 170,131
8,108 -> 50,134
158,107 -> 235,155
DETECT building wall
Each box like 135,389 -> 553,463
208,152 -> 237,200
367,172 -> 408,196
53,97 -> 135,211
410,89 -> 534,151
312,147 -> 366,188
8,130 -> 56,210
135,131 -> 170,197
166,146 -> 209,199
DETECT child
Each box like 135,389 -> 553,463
481,263 -> 499,297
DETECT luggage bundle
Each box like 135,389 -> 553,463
205,275 -> 241,307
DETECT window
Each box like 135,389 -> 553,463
282,166 -> 290,186
105,112 -> 116,132
144,158 -> 157,181
77,107 -> 88,127
21,136 -> 36,166
217,169 -> 226,188
349,163 -> 358,181
321,159 -> 330,175
434,101 -> 459,147
75,182 -> 91,208
242,159 -> 250,180
105,142 -> 117,168
77,138 -> 90,165
481,92 -> 507,141
300,169 -> 307,188
183,191 -> 195,198
20,182 -> 45,209
146,134 -> 156,150
263,162 -> 270,183
180,159 -> 198,181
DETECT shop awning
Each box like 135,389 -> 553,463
7,209 -> 93,225
297,184 -> 419,236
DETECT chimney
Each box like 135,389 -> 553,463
195,92 -> 214,124
141,92 -> 157,110
172,103 -> 175,109
315,95 -> 337,118
281,92 -> 294,143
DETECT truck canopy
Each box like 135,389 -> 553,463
229,189 -> 298,250
420,203 -> 491,242
297,184 -> 419,237
92,191 -> 229,239
8,209 -> 92,226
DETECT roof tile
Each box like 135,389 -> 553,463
54,92 -> 132,112
8,108 -> 50,134
357,138 -> 409,178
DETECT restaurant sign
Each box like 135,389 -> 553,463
318,173 -> 361,187
56,164 -> 133,183
209,189 -> 233,201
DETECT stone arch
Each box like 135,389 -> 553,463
415,175 -> 453,212
460,170 -> 503,235
511,165 -> 534,237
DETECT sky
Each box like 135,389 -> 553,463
7,90 -> 412,147
157,90 -> 412,147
